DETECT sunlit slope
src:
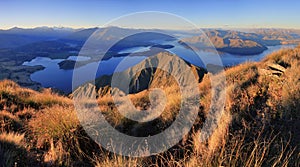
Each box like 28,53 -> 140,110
0,46 -> 300,166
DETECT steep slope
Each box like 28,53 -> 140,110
94,46 -> 300,166
1,46 -> 300,166
182,29 -> 268,55
72,51 -> 207,98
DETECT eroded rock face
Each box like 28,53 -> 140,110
258,62 -> 287,77
72,51 -> 207,98
266,63 -> 287,73
71,83 -> 97,99
100,52 -> 205,94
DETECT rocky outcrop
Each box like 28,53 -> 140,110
99,52 -> 206,94
258,62 -> 287,77
73,52 -> 207,97
266,63 -> 286,73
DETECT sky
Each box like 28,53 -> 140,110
0,0 -> 300,29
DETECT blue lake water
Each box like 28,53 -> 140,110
67,56 -> 91,61
118,46 -> 152,54
23,42 -> 295,93
23,56 -> 146,93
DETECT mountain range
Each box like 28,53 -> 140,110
72,51 -> 207,98
0,26 -> 300,91
1,26 -> 300,50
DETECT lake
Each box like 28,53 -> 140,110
23,41 -> 295,93
23,56 -> 146,93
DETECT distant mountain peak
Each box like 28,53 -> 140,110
8,26 -> 24,31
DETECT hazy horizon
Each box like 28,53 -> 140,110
1,0 -> 300,30
2,25 -> 300,31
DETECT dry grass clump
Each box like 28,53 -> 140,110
98,84 -> 188,140
198,74 -> 211,111
0,80 -> 99,166
0,110 -> 22,132
0,132 -> 24,146
95,154 -> 141,167
28,105 -> 85,166
0,80 -> 71,112
27,88 -> 72,107
263,48 -> 292,64
28,105 -> 79,147
186,127 -> 298,167
281,61 -> 300,120
0,132 -> 26,167
0,80 -> 20,93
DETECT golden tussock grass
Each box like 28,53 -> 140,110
1,46 -> 300,166
186,127 -> 298,167
0,79 -> 71,112
92,47 -> 300,166
95,154 -> 141,167
27,105 -> 83,166
0,110 -> 21,132
0,132 -> 24,146
0,132 -> 26,167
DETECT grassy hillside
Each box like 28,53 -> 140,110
1,46 -> 300,166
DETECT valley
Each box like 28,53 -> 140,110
1,1 -> 300,166
0,27 -> 299,93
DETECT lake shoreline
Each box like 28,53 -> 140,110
22,44 -> 296,93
